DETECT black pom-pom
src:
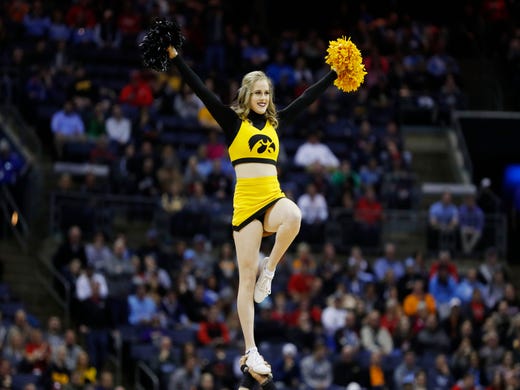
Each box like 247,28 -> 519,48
139,18 -> 185,72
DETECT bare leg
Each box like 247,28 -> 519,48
233,220 -> 264,350
263,198 -> 302,272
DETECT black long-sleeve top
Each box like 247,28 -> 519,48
171,56 -> 337,145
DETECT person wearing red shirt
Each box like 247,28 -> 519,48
24,328 -> 51,375
354,186 -> 383,246
287,258 -> 317,301
197,305 -> 230,347
429,249 -> 459,282
119,71 -> 154,108
65,0 -> 96,28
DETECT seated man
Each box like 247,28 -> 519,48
458,194 -> 485,256
427,191 -> 459,252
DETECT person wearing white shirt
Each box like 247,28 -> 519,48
105,104 -> 131,146
297,182 -> 328,246
75,265 -> 109,301
293,129 -> 340,171
321,294 -> 347,337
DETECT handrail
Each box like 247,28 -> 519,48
450,112 -> 474,181
0,105 -> 42,159
135,361 -> 159,390
36,254 -> 71,328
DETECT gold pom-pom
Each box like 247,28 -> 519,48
325,37 -> 367,93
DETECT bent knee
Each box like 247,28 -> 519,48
284,206 -> 302,228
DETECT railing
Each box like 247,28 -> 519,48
49,191 -> 162,236
49,190 -> 508,259
135,361 -> 159,390
37,253 -> 71,328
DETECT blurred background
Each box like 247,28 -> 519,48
0,0 -> 519,389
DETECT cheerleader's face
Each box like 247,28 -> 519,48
249,79 -> 270,114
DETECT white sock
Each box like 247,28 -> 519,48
246,347 -> 258,355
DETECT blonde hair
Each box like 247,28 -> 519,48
231,71 -> 279,129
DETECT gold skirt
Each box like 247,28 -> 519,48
232,175 -> 285,231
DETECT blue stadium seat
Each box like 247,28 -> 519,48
130,343 -> 159,363
11,374 -> 40,390
167,328 -> 197,346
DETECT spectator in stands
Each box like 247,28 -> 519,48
89,135 -> 116,165
43,345 -> 70,390
168,354 -> 201,390
403,278 -> 436,317
359,157 -> 383,195
459,194 -> 485,256
297,182 -> 328,247
429,264 -> 458,319
394,350 -> 420,390
48,9 -> 70,42
44,316 -> 64,354
373,242 -> 404,282
50,100 -> 86,158
205,158 -> 233,200
455,267 -> 485,304
367,350 -> 389,389
321,293 -> 347,342
119,70 -> 153,108
93,8 -> 121,49
52,224 -> 87,276
70,350 -> 96,386
482,269 -> 507,309
136,228 -> 167,270
333,309 -> 361,353
105,104 -> 131,151
136,157 -> 160,197
331,344 -> 367,388
85,231 -> 112,271
159,288 -> 188,328
23,327 -> 51,375
196,304 -> 230,347
479,329 -> 505,383
62,329 -> 83,373
476,177 -> 502,215
330,159 -> 361,204
360,309 -> 394,356
78,280 -> 112,371
478,247 -> 507,286
174,83 -> 204,123
149,335 -> 177,388
0,358 -> 13,389
429,249 -> 459,282
427,353 -> 454,390
415,313 -> 451,357
0,138 -> 24,186
294,128 -> 340,172
75,264 -> 109,304
22,0 -> 50,39
3,328 -> 25,369
428,191 -> 459,252
354,185 -> 383,247
299,340 -> 333,390
141,254 -> 171,295
127,282 -> 158,326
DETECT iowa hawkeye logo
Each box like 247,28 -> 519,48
248,134 -> 276,154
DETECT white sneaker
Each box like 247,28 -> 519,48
245,349 -> 271,375
254,257 -> 274,303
